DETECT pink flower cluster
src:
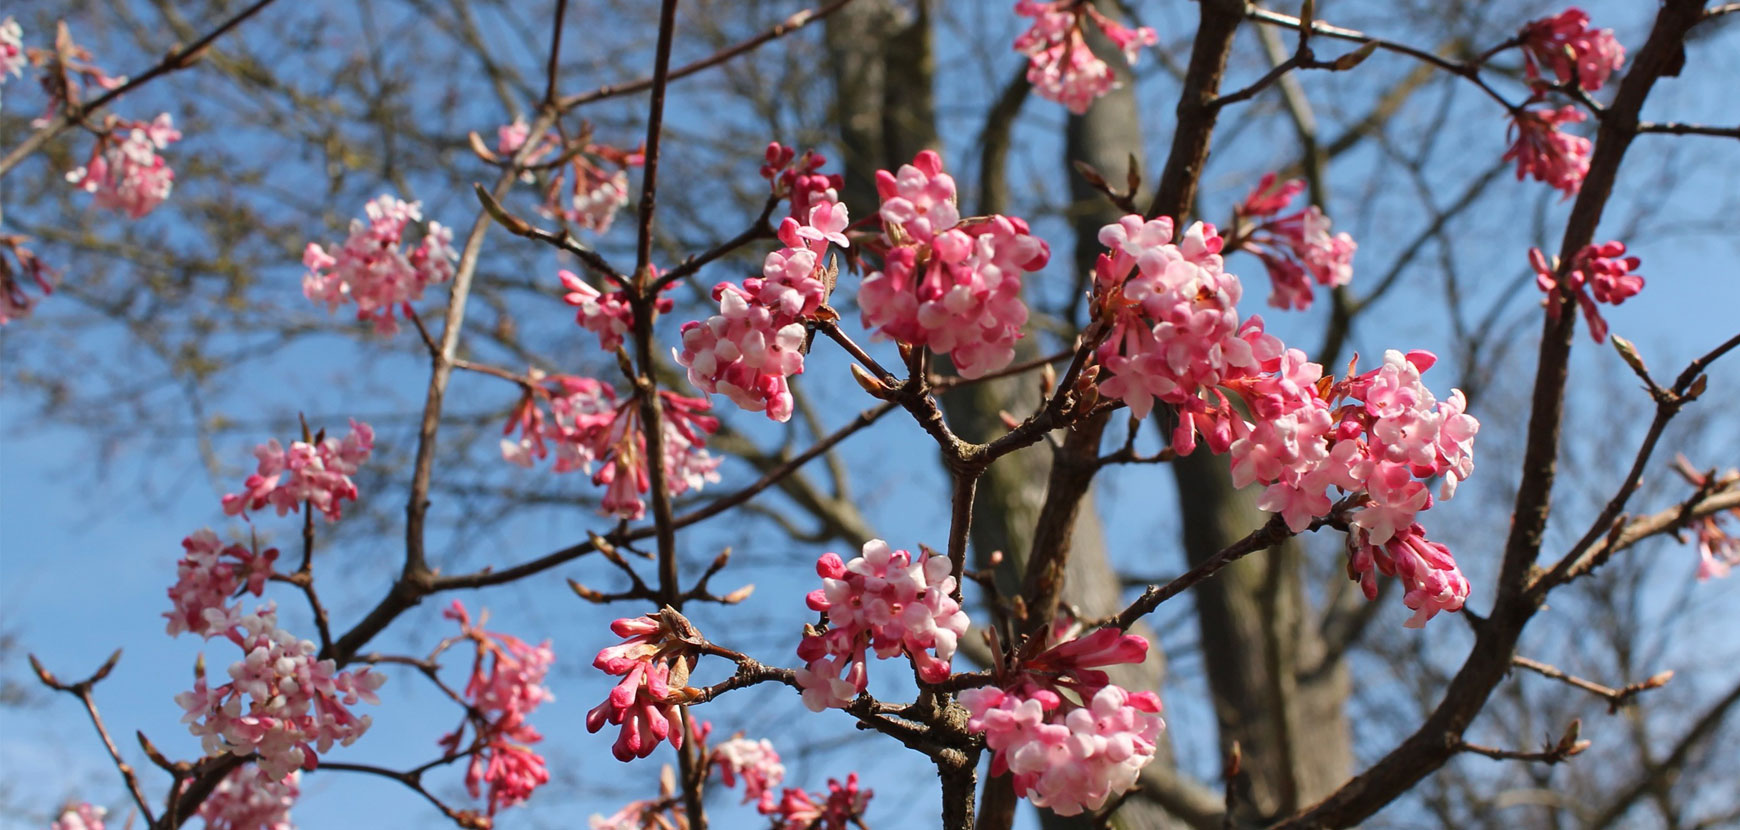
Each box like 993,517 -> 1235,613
49,804 -> 105,830
1013,1 -> 1157,114
222,420 -> 375,522
588,614 -> 696,761
677,177 -> 850,421
1,18 -> 23,85
1504,103 -> 1591,197
65,114 -> 180,219
794,539 -> 969,711
712,736 -> 787,810
1520,8 -> 1625,92
1,234 -> 55,324
1090,215 -> 1273,433
960,628 -> 1163,816
1529,240 -> 1643,343
302,195 -> 457,335
1672,457 -> 1739,581
860,151 -> 1049,378
560,269 -> 673,352
176,605 -> 385,780
760,142 -> 845,223
441,601 -> 555,815
768,773 -> 873,830
1233,173 -> 1357,310
197,766 -> 299,830
501,373 -> 722,520
165,530 -> 278,638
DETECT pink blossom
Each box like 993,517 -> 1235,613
1671,458 -> 1739,581
1234,174 -> 1357,310
49,804 -> 105,830
676,283 -> 807,421
440,601 -> 555,814
1346,523 -> 1470,628
961,683 -> 1164,816
1014,2 -> 1157,114
165,530 -> 278,638
769,773 -> 873,830
1504,103 -> 1591,197
713,736 -> 786,810
302,195 -> 457,334
863,151 -> 1049,378
66,114 -> 179,219
796,539 -> 969,710
588,613 -> 700,762
748,203 -> 852,321
221,420 -> 374,522
1520,8 -> 1625,92
197,766 -> 298,830
539,143 -> 641,233
761,142 -> 845,222
1,18 -> 24,84
175,605 -> 385,780
1530,240 -> 1644,343
560,270 -> 673,352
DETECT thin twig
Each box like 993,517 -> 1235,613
1511,655 -> 1673,713
29,651 -> 156,825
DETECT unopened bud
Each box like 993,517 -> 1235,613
1040,362 -> 1057,396
568,578 -> 607,603
474,184 -> 532,235
999,410 -> 1022,430
849,363 -> 889,399
1644,670 -> 1675,689
1686,373 -> 1708,400
1071,159 -> 1107,189
721,584 -> 756,604
467,131 -> 501,163
1333,41 -> 1381,71
989,549 -> 1005,566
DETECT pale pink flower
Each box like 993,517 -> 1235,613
1,18 -> 24,85
1520,8 -> 1625,91
748,202 -> 851,321
221,420 -> 374,522
166,530 -> 278,638
1234,173 -> 1357,310
198,766 -> 298,830
49,804 -> 105,830
675,283 -> 807,421
175,605 -> 384,780
539,143 -> 641,233
1013,2 -> 1156,114
560,270 -> 673,352
713,736 -> 786,810
796,540 -> 968,710
863,152 -> 1048,378
1504,103 -> 1591,197
302,195 -> 456,334
66,114 -> 180,219
961,683 -> 1164,816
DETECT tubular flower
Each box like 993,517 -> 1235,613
861,151 -> 1050,378
302,195 -> 457,334
197,766 -> 299,830
221,420 -> 374,522
175,605 -> 385,781
441,602 -> 555,815
1013,1 -> 1157,114
50,804 -> 105,830
1346,523 -> 1471,628
1504,103 -> 1591,197
165,530 -> 278,638
1520,8 -> 1624,91
760,142 -> 845,223
713,736 -> 787,810
66,114 -> 180,219
587,610 -> 707,762
769,773 -> 873,830
1,234 -> 56,324
1529,241 -> 1643,343
1233,173 -> 1357,310
960,628 -> 1163,816
501,373 -> 722,521
795,539 -> 969,711
560,269 -> 674,352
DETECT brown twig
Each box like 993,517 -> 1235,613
29,651 -> 156,825
1511,655 -> 1673,714
1454,719 -> 1590,765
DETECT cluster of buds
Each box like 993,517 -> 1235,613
561,269 -> 673,352
1529,240 -> 1644,343
860,150 -> 1049,379
302,195 -> 458,335
1,233 -> 55,324
1013,1 -> 1157,114
1232,173 -> 1357,311
588,609 -> 709,762
760,142 -> 845,223
766,773 -> 873,830
440,601 -> 556,815
677,150 -> 850,421
197,766 -> 299,830
221,420 -> 375,522
960,627 -> 1164,816
175,605 -> 385,780
1520,8 -> 1625,92
1504,103 -> 1592,197
501,372 -> 722,521
794,539 -> 969,711
49,804 -> 105,830
165,529 -> 278,638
